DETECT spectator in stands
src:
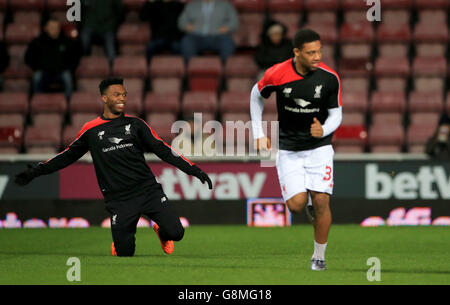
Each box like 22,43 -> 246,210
0,40 -> 10,90
255,20 -> 293,77
140,0 -> 185,63
178,0 -> 239,63
25,17 -> 82,100
80,0 -> 124,67
426,113 -> 450,160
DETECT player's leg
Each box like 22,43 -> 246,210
309,191 -> 332,244
285,192 -> 308,214
106,201 -> 140,257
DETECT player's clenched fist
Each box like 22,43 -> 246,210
310,117 -> 323,138
254,137 -> 271,152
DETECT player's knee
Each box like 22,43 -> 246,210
286,196 -> 307,214
311,194 -> 330,216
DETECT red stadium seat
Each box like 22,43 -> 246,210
378,44 -> 409,58
270,13 -> 301,39
233,13 -> 264,48
417,9 -> 448,23
341,77 -> 369,93
416,43 -> 447,57
370,91 -> 406,113
3,79 -> 30,92
301,23 -> 337,44
409,112 -> 440,126
9,0 -> 45,11
30,93 -> 67,114
123,78 -> 144,93
266,0 -> 302,11
368,123 -> 405,151
188,56 -> 222,92
13,11 -> 41,24
333,125 -> 367,146
76,78 -> 102,92
413,22 -> 449,43
24,125 -> 61,149
304,0 -> 338,11
341,112 -> 365,126
32,113 -> 64,127
232,0 -> 266,12
371,113 -> 403,125
4,23 -> 40,44
408,91 -> 444,113
117,23 -> 150,45
70,92 -> 104,113
375,77 -> 407,92
62,125 -> 80,147
149,55 -> 185,78
76,56 -> 111,78
226,78 -> 256,92
414,77 -> 445,93
71,113 -> 99,128
341,0 -> 368,9
224,55 -> 259,78
0,114 -> 25,127
340,43 -> 372,59
145,114 -> 177,143
0,93 -> 28,114
182,92 -> 218,116
338,58 -> 373,77
307,11 -> 336,26
0,127 -> 23,148
380,0 -> 412,9
381,9 -> 411,25
151,78 -> 182,94
374,57 -> 410,77
46,0 -> 68,11
144,92 -> 180,114
120,44 -> 146,56
406,123 -> 436,153
124,92 -> 143,115
376,23 -> 411,44
415,0 -> 448,9
220,91 -> 250,114
112,56 -> 148,78
412,56 -> 447,77
341,92 -> 368,113
339,22 -> 375,43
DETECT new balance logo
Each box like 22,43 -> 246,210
283,87 -> 292,98
98,131 -> 105,140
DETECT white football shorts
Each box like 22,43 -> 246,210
276,145 -> 335,201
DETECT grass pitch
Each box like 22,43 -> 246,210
0,225 -> 449,285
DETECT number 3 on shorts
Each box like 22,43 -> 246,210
323,165 -> 332,181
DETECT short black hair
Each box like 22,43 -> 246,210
293,29 -> 321,50
99,77 -> 124,95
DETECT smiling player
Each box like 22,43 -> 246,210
15,77 -> 212,257
250,29 -> 343,270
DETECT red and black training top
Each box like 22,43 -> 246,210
34,113 -> 195,202
258,58 -> 342,151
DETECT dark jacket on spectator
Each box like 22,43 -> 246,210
139,0 -> 185,41
81,0 -> 124,33
425,114 -> 450,160
0,41 -> 9,73
24,32 -> 81,73
255,20 -> 293,71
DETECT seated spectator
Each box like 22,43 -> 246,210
426,113 -> 450,160
255,20 -> 293,77
178,0 -> 239,63
0,40 -> 10,90
25,17 -> 82,100
140,0 -> 185,63
80,0 -> 124,67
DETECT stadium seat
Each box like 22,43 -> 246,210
0,93 -> 28,114
76,78 -> 103,92
120,44 -> 146,56
71,113 -> 99,128
415,43 -> 447,57
409,112 -> 440,126
117,23 -> 150,45
266,0 -> 302,11
46,0 -> 68,11
301,23 -> 337,44
122,0 -> 146,11
412,56 -> 447,77
123,78 -> 144,93
112,56 -> 148,78
226,78 -> 255,92
333,125 -> 367,147
341,91 -> 368,113
13,11 -> 41,24
0,147 -> 21,154
233,13 -> 264,48
341,112 -> 365,126
406,123 -> 436,153
224,55 -> 259,78
24,125 -> 62,151
149,55 -> 185,78
381,1 -> 412,10
307,11 -> 336,26
338,58 -> 373,77
413,22 -> 449,43
375,77 -> 407,92
340,0 -> 368,9
377,44 -> 409,58
4,23 -> 40,44
232,0 -> 266,12
70,92 -> 104,113
151,78 -> 182,94
2,79 -> 30,92
304,0 -> 339,11
340,43 -> 372,60
368,123 -> 405,152
0,127 -> 23,149
371,113 -> 403,125
32,113 -> 64,127
376,23 -> 411,44
220,91 -> 250,114
144,92 -> 180,114
374,57 -> 410,77
415,0 -> 449,8
370,91 -> 406,113
124,92 -> 143,115
145,114 -> 177,143
62,125 -> 80,147
30,93 -> 67,114
9,0 -> 45,11
341,77 -> 369,93
414,77 -> 445,93
187,56 -> 222,92
0,114 -> 25,127
182,91 -> 218,116
417,9 -> 448,24
339,22 -> 375,43
408,91 -> 444,113
270,13 -> 301,39
76,56 -> 111,78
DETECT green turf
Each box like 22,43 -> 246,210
0,225 -> 449,285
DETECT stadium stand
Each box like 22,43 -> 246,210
0,0 -> 448,155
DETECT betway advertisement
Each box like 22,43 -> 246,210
1,160 -> 450,201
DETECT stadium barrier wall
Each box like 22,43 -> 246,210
0,154 -> 449,226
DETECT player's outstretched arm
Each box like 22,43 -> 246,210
14,128 -> 89,186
